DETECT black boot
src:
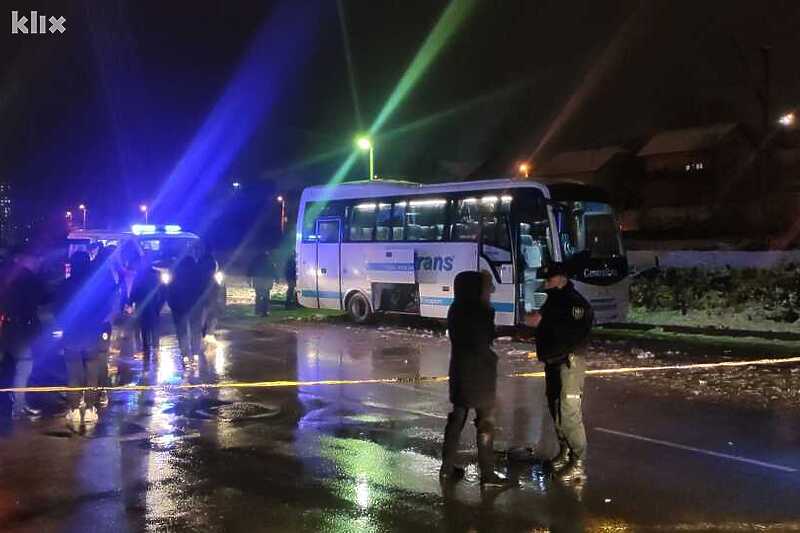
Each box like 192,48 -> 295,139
556,458 -> 586,482
477,432 -> 515,487
550,446 -> 570,471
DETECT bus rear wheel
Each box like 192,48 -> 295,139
346,292 -> 373,324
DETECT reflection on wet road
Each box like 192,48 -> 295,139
1,317 -> 799,532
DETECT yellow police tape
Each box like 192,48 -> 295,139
1,355 -> 799,394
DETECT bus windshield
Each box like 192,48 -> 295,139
554,201 -> 623,259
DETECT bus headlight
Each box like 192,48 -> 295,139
160,271 -> 172,285
214,271 -> 225,285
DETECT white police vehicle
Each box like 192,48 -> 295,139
294,179 -> 628,325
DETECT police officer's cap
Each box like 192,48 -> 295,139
540,262 -> 570,279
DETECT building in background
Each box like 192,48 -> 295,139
0,182 -> 11,246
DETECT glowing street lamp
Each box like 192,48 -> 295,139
518,162 -> 530,178
778,112 -> 796,127
232,181 -> 242,190
65,210 -> 73,225
356,136 -> 375,180
277,195 -> 286,234
139,204 -> 148,224
78,204 -> 87,228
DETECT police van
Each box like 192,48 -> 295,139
294,179 -> 629,325
66,225 -> 225,301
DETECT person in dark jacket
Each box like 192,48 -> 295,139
56,251 -> 117,428
248,252 -> 276,317
284,252 -> 297,309
197,246 -> 220,338
525,262 -> 593,482
441,271 -> 513,487
129,257 -> 165,359
167,256 -> 203,360
0,245 -> 47,419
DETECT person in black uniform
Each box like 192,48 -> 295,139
129,257 -> 165,359
440,270 -> 514,487
0,245 -> 47,419
284,252 -> 297,309
525,262 -> 593,482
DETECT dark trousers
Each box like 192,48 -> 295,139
139,315 -> 160,357
545,355 -> 587,460
174,309 -> 203,358
442,405 -> 496,473
0,343 -> 33,410
285,281 -> 296,308
254,285 -> 271,316
65,348 -> 104,410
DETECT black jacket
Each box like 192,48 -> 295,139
0,264 -> 47,349
447,271 -> 498,408
130,265 -> 165,320
535,281 -> 593,365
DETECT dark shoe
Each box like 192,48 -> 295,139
439,465 -> 466,482
480,470 -> 516,488
556,459 -> 586,483
550,447 -> 570,470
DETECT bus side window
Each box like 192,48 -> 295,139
452,198 -> 480,241
405,199 -> 447,241
349,203 -> 377,242
376,203 -> 392,241
392,202 -> 406,241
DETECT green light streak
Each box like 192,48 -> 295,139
369,0 -> 477,134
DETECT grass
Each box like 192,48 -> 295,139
596,326 -> 800,354
222,303 -> 345,323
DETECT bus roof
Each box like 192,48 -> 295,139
300,178 -> 553,203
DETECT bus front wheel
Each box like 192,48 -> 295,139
346,292 -> 373,324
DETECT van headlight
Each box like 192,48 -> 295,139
214,271 -> 225,285
160,271 -> 172,285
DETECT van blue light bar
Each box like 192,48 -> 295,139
132,224 -> 157,235
164,225 -> 182,234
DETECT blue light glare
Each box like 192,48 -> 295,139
132,224 -> 156,235
150,1 -> 326,233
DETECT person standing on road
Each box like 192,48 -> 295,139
0,245 -> 47,419
168,256 -> 204,361
129,257 -> 165,360
440,270 -> 514,488
525,262 -> 593,482
56,251 -> 117,428
248,251 -> 276,317
197,245 -> 220,338
284,252 -> 297,309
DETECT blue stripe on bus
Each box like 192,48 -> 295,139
420,296 -> 514,313
366,262 -> 415,272
300,289 -> 341,300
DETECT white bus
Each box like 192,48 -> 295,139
294,179 -> 629,326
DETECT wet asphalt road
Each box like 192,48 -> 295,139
1,311 -> 799,532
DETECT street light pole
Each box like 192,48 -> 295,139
140,204 -> 148,224
356,136 -> 375,180
277,195 -> 286,234
79,204 -> 87,229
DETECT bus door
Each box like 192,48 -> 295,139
315,218 -> 342,310
513,192 -> 553,320
479,212 -> 515,325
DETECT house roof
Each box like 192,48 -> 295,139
535,146 -> 626,176
637,123 -> 739,157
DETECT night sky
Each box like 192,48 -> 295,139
1,0 -> 799,229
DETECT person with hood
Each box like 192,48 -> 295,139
167,255 -> 203,360
129,256 -> 165,359
248,251 -> 276,317
440,270 -> 513,487
56,251 -> 117,427
0,244 -> 47,419
525,262 -> 593,482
